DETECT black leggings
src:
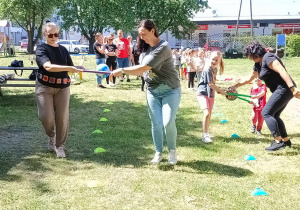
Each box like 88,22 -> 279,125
106,56 -> 117,84
262,87 -> 293,138
188,72 -> 196,88
141,76 -> 145,91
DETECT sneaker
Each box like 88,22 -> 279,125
202,133 -> 213,143
127,79 -> 131,82
98,85 -> 106,88
283,139 -> 292,147
265,140 -> 286,151
48,135 -> 56,151
251,125 -> 256,133
151,152 -> 163,164
55,147 -> 66,158
256,130 -> 262,135
168,149 -> 177,165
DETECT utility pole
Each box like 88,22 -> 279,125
235,0 -> 243,36
250,0 -> 254,36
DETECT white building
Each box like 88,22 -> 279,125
0,20 -> 28,45
165,0 -> 300,49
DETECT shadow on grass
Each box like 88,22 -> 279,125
177,160 -> 253,177
267,144 -> 300,156
2,87 -> 297,183
217,135 -> 272,144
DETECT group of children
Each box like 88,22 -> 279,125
173,48 -> 267,143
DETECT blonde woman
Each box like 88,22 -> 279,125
35,22 -> 82,157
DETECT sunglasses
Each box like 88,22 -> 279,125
48,33 -> 59,38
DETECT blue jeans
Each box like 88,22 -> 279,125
117,57 -> 129,68
146,84 -> 181,152
96,58 -> 105,84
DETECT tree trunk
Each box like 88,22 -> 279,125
88,36 -> 96,54
35,18 -> 44,42
27,27 -> 35,54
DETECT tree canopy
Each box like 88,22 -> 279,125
0,0 -> 60,53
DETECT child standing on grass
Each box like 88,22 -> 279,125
181,50 -> 188,80
196,51 -> 227,143
186,49 -> 197,90
250,78 -> 267,135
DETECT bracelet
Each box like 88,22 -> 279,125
289,85 -> 295,89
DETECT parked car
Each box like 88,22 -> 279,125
20,39 -> 28,49
57,40 -> 89,53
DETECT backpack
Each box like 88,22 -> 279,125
28,70 -> 37,80
10,60 -> 24,76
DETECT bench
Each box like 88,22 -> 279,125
0,67 -> 38,96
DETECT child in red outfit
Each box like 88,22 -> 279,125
250,78 -> 267,135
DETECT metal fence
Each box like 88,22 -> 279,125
182,33 -> 276,53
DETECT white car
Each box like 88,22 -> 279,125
57,40 -> 89,53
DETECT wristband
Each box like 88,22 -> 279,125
289,85 -> 295,89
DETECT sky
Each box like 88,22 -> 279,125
196,0 -> 300,17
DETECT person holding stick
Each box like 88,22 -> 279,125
112,20 -> 181,165
35,22 -> 82,158
230,41 -> 300,151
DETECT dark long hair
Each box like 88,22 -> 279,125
137,19 -> 159,55
244,41 -> 267,59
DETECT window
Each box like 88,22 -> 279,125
293,28 -> 300,35
272,29 -> 282,35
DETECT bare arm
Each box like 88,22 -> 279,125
105,49 -> 116,56
127,45 -> 132,58
43,61 -> 81,73
231,70 -> 259,90
208,82 -> 227,95
269,59 -> 300,98
251,90 -> 266,99
112,65 -> 151,77
268,60 -> 294,89
96,46 -> 105,54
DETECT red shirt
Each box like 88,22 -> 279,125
250,84 -> 267,110
116,37 -> 129,58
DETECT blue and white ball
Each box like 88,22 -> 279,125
96,64 -> 110,78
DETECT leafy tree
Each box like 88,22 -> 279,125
59,0 -> 206,53
133,0 -> 208,39
58,0 -> 135,53
0,0 -> 60,54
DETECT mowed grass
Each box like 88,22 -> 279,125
1,52 -> 300,209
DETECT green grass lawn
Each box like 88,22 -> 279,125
1,52 -> 300,209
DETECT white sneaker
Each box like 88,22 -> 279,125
202,133 -> 213,143
168,149 -> 177,165
48,135 -> 56,151
55,147 -> 66,158
151,152 -> 163,164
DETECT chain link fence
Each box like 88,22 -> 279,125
182,32 -> 276,55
